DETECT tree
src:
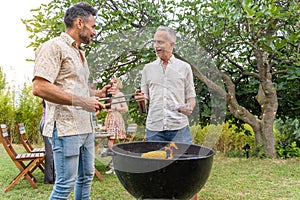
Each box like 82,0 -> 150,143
0,67 -> 6,91
23,0 -> 300,157
0,67 -> 15,140
175,0 -> 300,157
14,83 -> 44,144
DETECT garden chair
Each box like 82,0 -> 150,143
104,123 -> 138,170
94,130 -> 113,181
0,124 -> 45,192
124,123 -> 138,142
16,123 -> 45,153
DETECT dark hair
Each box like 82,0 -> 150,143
64,2 -> 97,28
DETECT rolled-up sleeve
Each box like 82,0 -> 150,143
185,64 -> 196,100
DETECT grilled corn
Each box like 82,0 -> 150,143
141,150 -> 167,159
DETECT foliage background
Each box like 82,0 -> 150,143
0,68 -> 43,144
1,0 -> 299,157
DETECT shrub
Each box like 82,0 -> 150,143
274,117 -> 300,158
275,141 -> 300,158
191,122 -> 255,157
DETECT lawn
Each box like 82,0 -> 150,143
0,144 -> 299,200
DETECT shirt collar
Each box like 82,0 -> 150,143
157,54 -> 175,65
60,32 -> 84,50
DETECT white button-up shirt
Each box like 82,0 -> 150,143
141,55 -> 196,131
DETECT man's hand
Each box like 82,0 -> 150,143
80,96 -> 102,112
81,96 -> 106,116
95,84 -> 116,98
178,103 -> 193,115
94,102 -> 106,117
178,97 -> 196,116
135,89 -> 146,102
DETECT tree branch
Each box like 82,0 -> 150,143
271,69 -> 288,76
222,54 -> 260,79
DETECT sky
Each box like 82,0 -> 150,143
0,0 -> 51,90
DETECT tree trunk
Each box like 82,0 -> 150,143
254,49 -> 278,158
251,120 -> 277,158
175,52 -> 278,158
224,69 -> 277,157
192,67 -> 277,157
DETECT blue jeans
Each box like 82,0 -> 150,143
49,125 -> 95,200
146,125 -> 193,144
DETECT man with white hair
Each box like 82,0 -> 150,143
140,26 -> 197,200
141,26 -> 196,143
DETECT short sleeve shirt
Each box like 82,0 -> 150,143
34,32 -> 93,137
141,55 -> 196,131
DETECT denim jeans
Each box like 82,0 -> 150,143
145,125 -> 193,144
49,125 -> 95,200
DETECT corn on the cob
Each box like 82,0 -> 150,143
141,150 -> 167,159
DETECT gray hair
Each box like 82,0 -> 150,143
64,2 -> 98,28
156,26 -> 176,43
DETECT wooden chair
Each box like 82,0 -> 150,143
16,123 -> 45,153
104,123 -> 138,169
0,124 -> 45,192
94,131 -> 114,181
16,123 -> 45,173
124,123 -> 138,142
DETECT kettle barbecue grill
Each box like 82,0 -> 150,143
110,141 -> 215,200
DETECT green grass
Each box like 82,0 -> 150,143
0,144 -> 299,200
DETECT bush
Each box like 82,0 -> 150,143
216,123 -> 255,153
191,122 -> 256,157
275,141 -> 300,158
274,117 -> 300,158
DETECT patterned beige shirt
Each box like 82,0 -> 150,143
34,32 -> 93,137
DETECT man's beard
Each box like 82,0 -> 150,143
79,27 -> 91,45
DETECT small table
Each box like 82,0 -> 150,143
94,132 -> 113,181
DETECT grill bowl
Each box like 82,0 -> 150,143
111,141 -> 215,199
